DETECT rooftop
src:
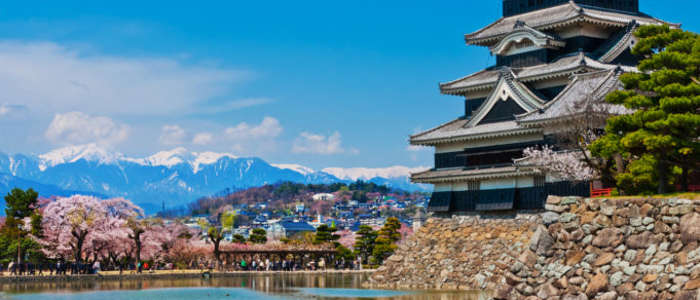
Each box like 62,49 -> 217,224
411,165 -> 538,183
466,2 -> 676,46
517,69 -> 631,125
440,52 -> 636,95
410,119 -> 541,146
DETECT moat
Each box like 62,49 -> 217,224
1,273 -> 489,300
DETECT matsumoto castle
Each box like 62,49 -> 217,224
410,0 -> 678,214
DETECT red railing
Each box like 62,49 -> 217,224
675,185 -> 700,192
590,188 -> 613,197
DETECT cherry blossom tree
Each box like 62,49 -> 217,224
41,195 -> 107,263
521,146 -> 597,181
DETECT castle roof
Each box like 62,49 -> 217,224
410,119 -> 540,146
439,52 -> 635,95
465,2 -> 677,46
517,69 -> 631,125
411,165 -> 538,183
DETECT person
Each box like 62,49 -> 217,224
8,261 -> 14,276
137,262 -> 142,274
265,258 -> 270,271
92,261 -> 100,274
318,258 -> 325,271
240,259 -> 246,271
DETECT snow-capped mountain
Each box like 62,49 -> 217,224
38,143 -> 123,170
272,164 -> 315,175
321,166 -> 429,181
0,145 -> 429,213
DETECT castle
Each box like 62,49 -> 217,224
410,0 -> 678,214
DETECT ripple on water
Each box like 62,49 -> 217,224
295,288 -> 412,298
8,287 -> 283,300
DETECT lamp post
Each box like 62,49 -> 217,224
16,222 -> 22,265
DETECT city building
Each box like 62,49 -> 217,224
312,193 -> 335,201
410,0 -> 677,214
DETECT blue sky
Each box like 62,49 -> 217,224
0,0 -> 697,170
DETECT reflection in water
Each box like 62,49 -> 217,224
2,273 -> 491,300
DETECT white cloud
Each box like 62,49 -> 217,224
0,41 -> 245,116
159,125 -> 187,145
292,131 -> 350,155
322,166 -> 429,181
224,117 -> 282,140
198,98 -> 273,114
45,111 -> 129,146
192,132 -> 213,145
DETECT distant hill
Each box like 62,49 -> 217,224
187,181 -> 425,217
0,144 -> 430,213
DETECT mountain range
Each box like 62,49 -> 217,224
0,144 -> 429,213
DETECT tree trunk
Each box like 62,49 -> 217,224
213,239 -> 221,263
129,230 -> 143,263
657,159 -> 668,194
17,241 -> 21,264
72,229 -> 88,264
681,167 -> 689,192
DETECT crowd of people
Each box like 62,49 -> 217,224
0,261 -> 102,276
220,256 -> 363,272
0,256 -> 363,276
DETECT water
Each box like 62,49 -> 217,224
1,273 -> 490,300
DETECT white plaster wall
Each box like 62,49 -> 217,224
452,182 -> 470,191
481,178 -> 516,189
435,133 -> 544,153
516,176 -> 534,188
434,184 -> 452,192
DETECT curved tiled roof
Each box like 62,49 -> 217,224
465,2 -> 677,46
489,24 -> 566,55
517,69 -> 630,125
594,22 -> 638,63
439,52 -> 635,95
409,119 -> 541,146
411,165 -> 538,183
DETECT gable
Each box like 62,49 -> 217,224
467,73 -> 544,127
478,97 -> 527,125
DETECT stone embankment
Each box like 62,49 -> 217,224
498,196 -> 700,300
366,196 -> 700,299
366,212 -> 539,291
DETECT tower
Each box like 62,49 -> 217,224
410,1 -> 678,214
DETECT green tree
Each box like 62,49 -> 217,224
313,224 -> 340,245
207,226 -> 225,263
1,188 -> 42,264
232,234 -> 246,244
590,25 -> 700,194
371,217 -> 401,265
353,225 -> 377,264
249,228 -> 267,244
198,219 -> 225,263
220,210 -> 236,233
335,244 -> 354,263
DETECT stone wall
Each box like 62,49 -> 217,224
366,196 -> 700,300
365,212 -> 540,291
498,196 -> 700,300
